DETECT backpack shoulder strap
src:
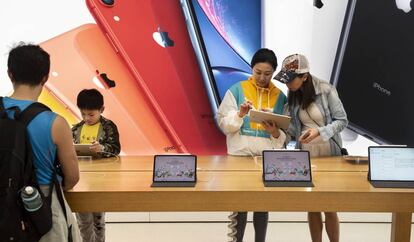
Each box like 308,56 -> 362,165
0,96 -> 4,111
17,102 -> 52,195
18,102 -> 51,127
0,97 -> 6,118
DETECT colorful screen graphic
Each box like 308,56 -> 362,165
190,0 -> 261,103
263,151 -> 311,181
153,156 -> 196,182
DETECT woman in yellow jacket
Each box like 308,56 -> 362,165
217,48 -> 287,242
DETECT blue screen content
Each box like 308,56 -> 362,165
191,0 -> 261,102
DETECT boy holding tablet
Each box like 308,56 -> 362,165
72,88 -> 120,242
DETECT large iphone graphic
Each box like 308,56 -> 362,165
41,24 -> 177,155
181,0 -> 262,113
331,0 -> 414,146
86,0 -> 227,154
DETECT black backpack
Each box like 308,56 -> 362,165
0,97 -> 71,242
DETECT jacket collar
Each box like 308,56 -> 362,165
247,76 -> 276,92
73,115 -> 107,128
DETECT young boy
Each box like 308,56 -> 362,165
72,88 -> 120,242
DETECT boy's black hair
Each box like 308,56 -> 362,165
250,48 -> 278,70
7,42 -> 51,86
77,89 -> 104,110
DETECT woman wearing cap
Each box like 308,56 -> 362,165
217,48 -> 287,242
275,54 -> 348,242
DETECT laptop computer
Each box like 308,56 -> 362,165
151,155 -> 197,187
368,146 -> 414,188
262,150 -> 314,187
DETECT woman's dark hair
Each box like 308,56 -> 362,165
7,43 -> 50,86
250,48 -> 278,70
77,89 -> 104,110
287,74 -> 316,110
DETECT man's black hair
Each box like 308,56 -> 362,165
7,43 -> 50,86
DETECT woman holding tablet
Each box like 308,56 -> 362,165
275,54 -> 348,242
217,48 -> 287,242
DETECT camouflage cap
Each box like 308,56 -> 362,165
274,54 -> 310,84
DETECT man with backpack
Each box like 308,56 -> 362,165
0,43 -> 81,241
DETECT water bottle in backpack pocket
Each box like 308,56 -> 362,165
21,185 -> 53,236
21,186 -> 43,211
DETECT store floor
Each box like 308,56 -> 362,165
105,222 -> 414,242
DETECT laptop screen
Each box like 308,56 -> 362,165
262,150 -> 311,182
369,147 -> 414,181
153,155 -> 197,182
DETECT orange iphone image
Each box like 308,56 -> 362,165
40,24 -> 177,155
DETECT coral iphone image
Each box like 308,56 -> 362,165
40,24 -> 177,155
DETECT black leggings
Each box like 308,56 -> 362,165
234,211 -> 268,242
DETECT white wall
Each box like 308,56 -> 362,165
0,1 -> 94,96
264,0 -> 348,80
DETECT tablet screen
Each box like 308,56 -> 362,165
74,144 -> 95,156
263,151 -> 311,182
153,155 -> 196,182
369,147 -> 414,181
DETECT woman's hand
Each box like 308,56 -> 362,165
238,100 -> 253,118
299,128 -> 320,144
262,120 -> 280,138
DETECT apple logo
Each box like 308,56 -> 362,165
152,27 -> 174,48
92,70 -> 116,90
314,0 -> 324,9
395,0 -> 412,13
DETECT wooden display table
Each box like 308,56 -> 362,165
68,156 -> 411,242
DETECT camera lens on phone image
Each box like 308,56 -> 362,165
101,0 -> 114,7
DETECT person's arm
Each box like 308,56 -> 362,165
216,91 -> 245,134
71,123 -> 81,144
100,121 -> 121,156
270,129 -> 287,149
52,115 -> 79,190
263,120 -> 287,149
318,86 -> 348,141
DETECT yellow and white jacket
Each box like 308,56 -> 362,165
217,77 -> 287,156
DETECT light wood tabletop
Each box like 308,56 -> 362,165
78,155 -> 368,172
66,171 -> 413,212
